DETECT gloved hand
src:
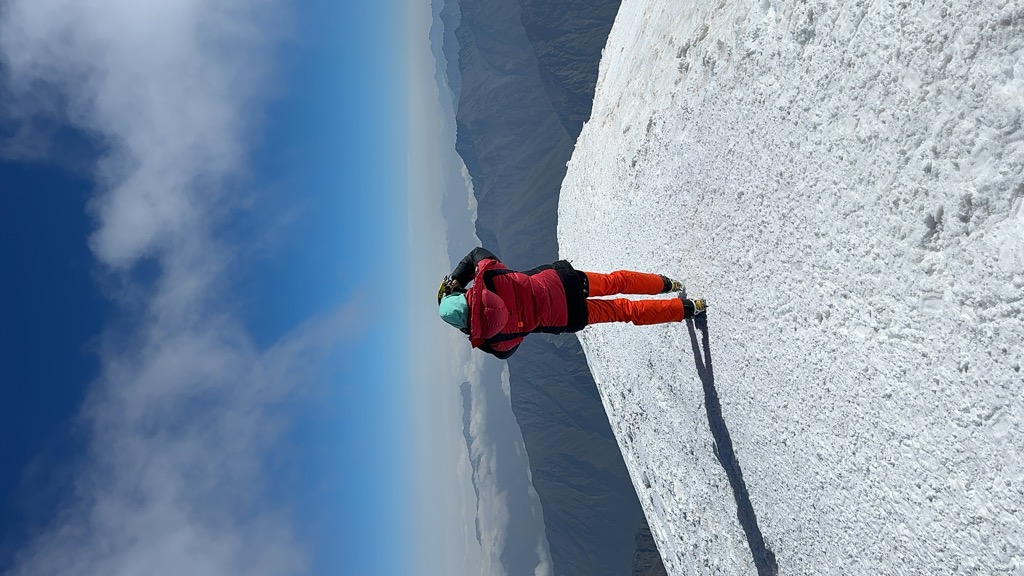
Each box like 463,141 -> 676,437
438,275 -> 464,302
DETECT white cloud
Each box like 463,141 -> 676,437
9,305 -> 359,576
0,0 -> 350,575
467,365 -> 510,576
0,0 -> 283,269
406,0 -> 489,574
9,306 -> 361,576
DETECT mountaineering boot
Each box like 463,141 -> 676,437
678,294 -> 707,318
692,299 -> 707,316
661,275 -> 685,294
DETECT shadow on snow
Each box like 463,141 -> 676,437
687,316 -> 779,576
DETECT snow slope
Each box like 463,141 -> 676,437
558,0 -> 1024,574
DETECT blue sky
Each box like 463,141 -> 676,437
0,0 -> 409,574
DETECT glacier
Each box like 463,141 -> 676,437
559,0 -> 1024,574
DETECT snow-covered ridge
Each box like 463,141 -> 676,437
559,0 -> 1023,574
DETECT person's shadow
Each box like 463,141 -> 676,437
687,315 -> 779,576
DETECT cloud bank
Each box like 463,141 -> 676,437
0,0 -> 345,574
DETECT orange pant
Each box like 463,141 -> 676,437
584,271 -> 684,325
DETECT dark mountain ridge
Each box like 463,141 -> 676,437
445,0 -> 668,574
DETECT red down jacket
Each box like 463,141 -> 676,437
450,247 -> 587,359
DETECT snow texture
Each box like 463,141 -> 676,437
558,0 -> 1024,574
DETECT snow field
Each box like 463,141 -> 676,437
559,0 -> 1024,574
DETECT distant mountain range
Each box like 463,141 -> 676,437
442,0 -> 667,574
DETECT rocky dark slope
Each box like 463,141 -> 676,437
447,0 -> 667,573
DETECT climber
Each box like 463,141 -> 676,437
437,247 -> 706,359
